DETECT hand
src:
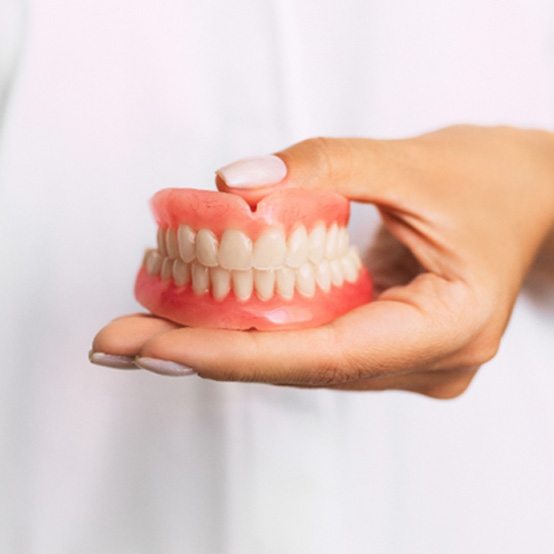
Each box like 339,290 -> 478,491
91,126 -> 554,398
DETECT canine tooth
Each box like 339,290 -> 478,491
165,228 -> 179,259
145,250 -> 162,275
276,267 -> 295,300
337,227 -> 349,257
196,229 -> 218,267
157,228 -> 167,256
325,222 -> 340,259
232,270 -> 254,301
315,259 -> 331,292
177,225 -> 196,262
254,269 -> 275,301
210,267 -> 231,301
286,225 -> 309,268
348,246 -> 362,269
161,257 -> 173,281
341,256 -> 358,283
191,262 -> 209,295
218,229 -> 252,270
172,259 -> 190,286
296,262 -> 316,298
330,260 -> 344,287
308,223 -> 326,263
253,228 -> 286,269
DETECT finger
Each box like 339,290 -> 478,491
137,274 -> 477,385
91,314 -> 180,358
215,138 -> 420,207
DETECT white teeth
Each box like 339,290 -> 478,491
232,270 -> 254,301
165,228 -> 179,259
161,257 -> 173,281
325,222 -> 339,259
254,269 -> 275,301
253,228 -> 287,269
337,227 -> 349,257
178,225 -> 196,263
218,229 -> 253,270
315,259 -> 331,293
341,256 -> 358,283
150,223 -> 359,297
286,225 -> 309,268
191,262 -> 209,295
172,258 -> 190,286
195,229 -> 219,267
296,262 -> 316,298
349,246 -> 362,269
330,260 -> 344,287
308,223 -> 326,263
145,250 -> 162,275
210,267 -> 231,301
157,228 -> 168,257
276,267 -> 295,300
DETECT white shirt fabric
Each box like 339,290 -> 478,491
1,1 -> 553,552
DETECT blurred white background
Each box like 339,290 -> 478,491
1,1 -> 553,553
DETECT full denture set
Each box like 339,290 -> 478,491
135,188 -> 372,330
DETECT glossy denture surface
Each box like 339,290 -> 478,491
141,187 -> 363,303
144,222 -> 362,302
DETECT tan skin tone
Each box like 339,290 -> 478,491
91,125 -> 554,398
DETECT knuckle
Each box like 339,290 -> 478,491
301,136 -> 341,181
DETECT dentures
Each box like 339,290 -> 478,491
135,188 -> 372,330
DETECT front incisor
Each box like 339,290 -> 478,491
253,228 -> 287,269
232,270 -> 254,302
210,267 -> 231,301
254,269 -> 275,301
218,229 -> 253,270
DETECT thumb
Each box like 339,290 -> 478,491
215,137 -> 415,206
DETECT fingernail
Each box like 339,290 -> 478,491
216,154 -> 287,188
89,351 -> 138,369
134,357 -> 196,377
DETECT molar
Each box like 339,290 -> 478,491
218,229 -> 253,270
330,260 -> 344,287
325,222 -> 339,259
165,228 -> 179,259
145,250 -> 162,276
157,228 -> 167,257
337,227 -> 349,257
172,258 -> 190,287
196,229 -> 219,267
276,267 -> 295,300
254,269 -> 275,301
210,267 -> 231,301
232,270 -> 254,301
315,259 -> 331,292
341,256 -> 358,283
286,225 -> 309,268
296,262 -> 316,298
252,228 -> 287,269
308,223 -> 326,263
177,225 -> 196,263
191,262 -> 210,295
161,257 -> 173,281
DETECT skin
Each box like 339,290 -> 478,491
92,125 -> 554,398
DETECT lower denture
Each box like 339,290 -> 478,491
135,188 -> 372,330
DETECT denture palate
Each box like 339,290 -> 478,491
144,222 -> 362,302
